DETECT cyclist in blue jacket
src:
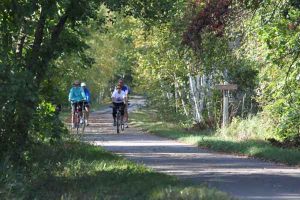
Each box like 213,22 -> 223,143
69,80 -> 86,128
81,82 -> 91,126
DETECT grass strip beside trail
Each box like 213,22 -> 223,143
131,111 -> 300,166
1,138 -> 233,200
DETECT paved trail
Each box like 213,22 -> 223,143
79,96 -> 300,200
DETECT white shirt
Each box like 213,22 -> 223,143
111,90 -> 126,103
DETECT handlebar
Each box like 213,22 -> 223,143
70,100 -> 87,104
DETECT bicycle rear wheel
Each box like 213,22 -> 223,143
121,120 -> 124,131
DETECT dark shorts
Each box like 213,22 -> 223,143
71,101 -> 85,114
112,102 -> 125,116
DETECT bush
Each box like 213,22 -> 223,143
29,101 -> 67,144
257,65 -> 300,145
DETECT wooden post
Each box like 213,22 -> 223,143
223,88 -> 229,127
216,82 -> 238,127
242,93 -> 246,118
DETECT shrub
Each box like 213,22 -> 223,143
29,101 -> 67,144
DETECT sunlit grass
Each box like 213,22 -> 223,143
216,115 -> 276,141
150,186 -> 233,200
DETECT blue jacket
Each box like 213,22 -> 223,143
68,87 -> 86,102
83,87 -> 91,103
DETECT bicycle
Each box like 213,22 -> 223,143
72,101 -> 86,135
115,105 -> 124,134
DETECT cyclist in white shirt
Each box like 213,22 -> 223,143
114,79 -> 130,127
111,84 -> 127,126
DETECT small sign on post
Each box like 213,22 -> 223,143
215,82 -> 238,127
215,84 -> 238,91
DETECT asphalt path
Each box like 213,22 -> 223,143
79,96 -> 300,200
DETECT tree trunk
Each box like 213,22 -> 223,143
178,86 -> 189,117
18,5 -> 68,154
15,19 -> 29,59
26,7 -> 47,71
51,14 -> 69,43
197,75 -> 205,122
206,74 -> 213,119
174,74 -> 179,113
1,11 -> 10,61
189,74 -> 202,123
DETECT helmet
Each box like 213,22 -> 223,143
81,82 -> 86,87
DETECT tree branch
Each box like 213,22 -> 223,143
51,14 -> 69,43
34,12 -> 69,85
26,7 -> 46,70
16,23 -> 27,59
262,1 -> 281,25
32,9 -> 46,55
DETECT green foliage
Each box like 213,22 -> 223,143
106,0 -> 181,25
239,0 -> 300,141
29,101 -> 67,144
257,63 -> 300,140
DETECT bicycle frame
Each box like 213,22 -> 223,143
115,105 -> 124,134
73,101 -> 86,134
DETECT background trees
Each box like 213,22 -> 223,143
125,0 -> 299,142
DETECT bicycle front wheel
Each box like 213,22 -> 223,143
81,112 -> 86,134
76,113 -> 80,134
116,113 -> 120,134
